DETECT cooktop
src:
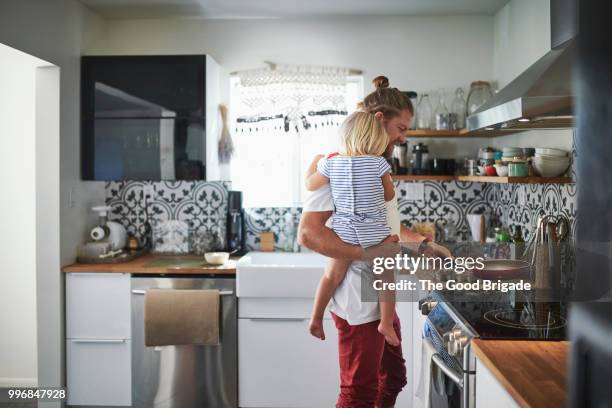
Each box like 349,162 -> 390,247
431,290 -> 568,340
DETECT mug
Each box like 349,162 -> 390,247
508,162 -> 528,177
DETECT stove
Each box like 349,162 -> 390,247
428,290 -> 568,340
421,290 -> 568,408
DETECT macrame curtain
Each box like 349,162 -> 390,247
234,64 -> 350,134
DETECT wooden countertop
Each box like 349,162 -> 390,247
472,339 -> 568,408
63,254 -> 237,275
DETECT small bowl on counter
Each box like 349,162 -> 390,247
205,252 -> 230,265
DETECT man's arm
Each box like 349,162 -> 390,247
297,211 -> 363,260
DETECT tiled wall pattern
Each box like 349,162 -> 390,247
105,181 -> 231,249
395,181 -> 494,241
490,183 -> 577,241
105,179 -> 575,250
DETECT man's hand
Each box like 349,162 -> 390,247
420,241 -> 453,258
309,317 -> 326,340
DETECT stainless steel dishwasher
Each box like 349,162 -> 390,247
131,275 -> 237,407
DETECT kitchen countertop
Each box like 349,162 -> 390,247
472,339 -> 568,408
63,253 -> 237,275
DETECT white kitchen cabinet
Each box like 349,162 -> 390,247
65,272 -> 131,406
66,272 -> 131,339
238,316 -> 339,407
475,355 -> 518,408
66,339 -> 131,406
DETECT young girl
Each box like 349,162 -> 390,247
305,110 -> 400,346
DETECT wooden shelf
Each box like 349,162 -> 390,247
392,175 -> 573,184
405,129 -> 527,138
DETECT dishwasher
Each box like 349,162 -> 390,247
131,275 -> 237,407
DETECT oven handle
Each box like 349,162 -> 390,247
431,354 -> 464,388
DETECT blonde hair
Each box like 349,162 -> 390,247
338,111 -> 390,157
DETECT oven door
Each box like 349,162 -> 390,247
424,336 -> 474,408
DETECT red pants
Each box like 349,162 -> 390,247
332,312 -> 407,408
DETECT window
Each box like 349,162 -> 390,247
229,71 -> 363,207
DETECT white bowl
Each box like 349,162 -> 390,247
534,153 -> 569,160
494,164 -> 509,176
535,148 -> 568,157
533,156 -> 570,164
532,160 -> 570,177
205,252 -> 230,265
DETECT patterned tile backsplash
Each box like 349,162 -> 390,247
105,178 -> 576,252
105,181 -> 231,251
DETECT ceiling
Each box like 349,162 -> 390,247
79,0 -> 510,19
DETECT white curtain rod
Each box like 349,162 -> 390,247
230,61 -> 363,76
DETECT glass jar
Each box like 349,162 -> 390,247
416,93 -> 433,129
405,91 -> 418,129
466,81 -> 493,115
450,87 -> 467,129
433,90 -> 449,130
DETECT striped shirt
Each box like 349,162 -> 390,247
317,155 -> 391,248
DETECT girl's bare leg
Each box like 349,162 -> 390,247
375,235 -> 400,346
309,258 -> 352,340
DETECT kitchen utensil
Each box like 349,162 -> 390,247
107,221 -> 127,250
411,143 -> 429,175
472,259 -> 531,280
204,252 -> 230,265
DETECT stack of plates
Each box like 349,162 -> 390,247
533,148 -> 570,177
501,147 -> 523,162
502,147 -> 522,157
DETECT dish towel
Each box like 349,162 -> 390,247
415,335 -> 437,408
144,289 -> 220,346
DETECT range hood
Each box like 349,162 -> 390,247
467,0 -> 577,132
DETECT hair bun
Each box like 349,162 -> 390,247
372,76 -> 389,89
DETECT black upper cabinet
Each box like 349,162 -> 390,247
81,55 -> 209,181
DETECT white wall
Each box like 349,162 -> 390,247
86,15 -> 494,97
492,0 -> 572,154
0,0 -> 106,398
0,44 -> 46,387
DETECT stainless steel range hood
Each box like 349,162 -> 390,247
467,0 -> 576,132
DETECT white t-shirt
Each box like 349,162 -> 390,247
302,157 -> 401,325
